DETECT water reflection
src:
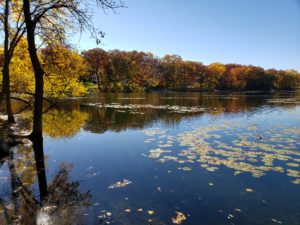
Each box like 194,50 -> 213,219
1,92 -> 298,138
0,135 -> 90,224
0,92 -> 300,225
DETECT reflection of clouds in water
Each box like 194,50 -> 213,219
143,123 -> 300,184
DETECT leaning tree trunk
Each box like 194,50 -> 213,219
23,0 -> 45,140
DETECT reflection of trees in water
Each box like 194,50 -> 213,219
42,109 -> 89,138
82,106 -> 204,134
39,163 -> 90,225
0,92 -> 299,224
81,92 -> 300,134
18,109 -> 89,139
0,137 -> 90,225
1,92 -> 300,139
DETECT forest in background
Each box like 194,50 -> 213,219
1,44 -> 300,98
82,48 -> 300,92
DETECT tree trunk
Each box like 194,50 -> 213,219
23,0 -> 45,139
2,0 -> 15,123
32,136 -> 48,202
0,91 -> 4,106
2,61 -> 15,123
96,73 -> 101,90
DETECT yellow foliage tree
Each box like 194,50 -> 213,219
204,62 -> 226,91
1,40 -> 88,98
42,45 -> 88,98
10,39 -> 35,94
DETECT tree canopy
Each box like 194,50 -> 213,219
82,48 -> 300,92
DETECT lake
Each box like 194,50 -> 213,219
0,92 -> 300,225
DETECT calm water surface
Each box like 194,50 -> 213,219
0,92 -> 300,225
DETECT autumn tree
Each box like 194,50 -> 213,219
227,66 -> 248,90
243,66 -> 266,90
9,38 -> 34,94
22,0 -> 124,139
82,48 -> 109,90
179,61 -> 205,89
202,62 -> 226,91
80,49 -> 300,92
161,55 -> 183,89
42,45 -> 88,97
0,0 -> 26,122
274,69 -> 300,90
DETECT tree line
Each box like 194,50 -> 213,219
3,44 -> 299,102
82,48 -> 300,92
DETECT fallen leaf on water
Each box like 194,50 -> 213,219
182,167 -> 192,171
227,214 -> 234,219
148,210 -> 155,215
286,163 -> 299,168
108,179 -> 132,189
291,179 -> 300,185
172,212 -> 187,224
271,218 -> 282,224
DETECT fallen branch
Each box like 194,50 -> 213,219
10,97 -> 31,106
23,92 -> 57,107
14,105 -> 31,115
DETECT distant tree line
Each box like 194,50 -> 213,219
82,48 -> 300,92
1,44 -> 300,102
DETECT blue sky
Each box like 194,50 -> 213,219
75,0 -> 300,71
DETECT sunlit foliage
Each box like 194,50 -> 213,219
82,48 -> 300,92
1,42 -> 88,98
42,45 -> 88,98
10,39 -> 35,94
